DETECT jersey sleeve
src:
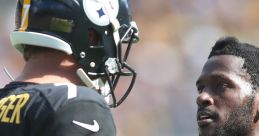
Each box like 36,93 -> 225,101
40,101 -> 116,136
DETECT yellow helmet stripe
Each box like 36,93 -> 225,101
19,0 -> 31,31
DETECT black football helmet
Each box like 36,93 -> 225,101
10,0 -> 139,107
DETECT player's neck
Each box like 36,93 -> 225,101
16,51 -> 83,85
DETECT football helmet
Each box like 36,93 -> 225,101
10,0 -> 139,107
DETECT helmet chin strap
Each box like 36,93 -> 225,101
99,0 -> 121,46
111,19 -> 121,46
76,68 -> 112,104
95,80 -> 112,104
76,68 -> 99,90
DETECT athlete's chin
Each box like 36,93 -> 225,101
198,123 -> 217,136
199,129 -> 215,136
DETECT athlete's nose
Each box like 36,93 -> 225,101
196,91 -> 214,107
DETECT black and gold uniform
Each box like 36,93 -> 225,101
0,82 -> 116,136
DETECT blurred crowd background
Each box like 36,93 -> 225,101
1,0 -> 259,136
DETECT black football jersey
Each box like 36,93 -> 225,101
0,82 -> 116,136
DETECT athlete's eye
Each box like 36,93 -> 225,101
214,81 -> 231,93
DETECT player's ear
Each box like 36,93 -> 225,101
253,92 -> 259,123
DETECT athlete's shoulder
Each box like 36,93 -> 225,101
1,82 -> 108,112
48,83 -> 108,108
35,83 -> 116,136
13,82 -> 107,112
0,82 -> 115,136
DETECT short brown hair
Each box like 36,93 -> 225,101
23,45 -> 54,61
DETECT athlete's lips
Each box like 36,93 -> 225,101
197,110 -> 216,127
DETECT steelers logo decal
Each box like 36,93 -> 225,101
83,0 -> 119,26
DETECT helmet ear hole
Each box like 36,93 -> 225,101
88,28 -> 102,47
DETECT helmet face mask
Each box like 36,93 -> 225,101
11,0 -> 139,107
